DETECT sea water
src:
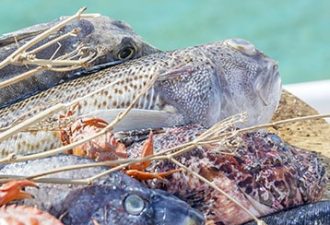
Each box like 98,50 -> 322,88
0,0 -> 329,84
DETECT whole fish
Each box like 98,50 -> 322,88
122,125 -> 327,225
0,38 -> 281,157
0,154 -> 205,225
0,15 -> 159,107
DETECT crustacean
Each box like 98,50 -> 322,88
0,180 -> 63,224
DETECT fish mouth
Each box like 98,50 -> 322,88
254,56 -> 282,107
152,190 -> 205,225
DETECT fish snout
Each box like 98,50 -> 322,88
151,190 -> 205,225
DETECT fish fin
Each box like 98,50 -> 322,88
70,60 -> 123,78
0,20 -> 58,47
80,109 -> 184,131
158,63 -> 200,81
115,128 -> 165,146
0,30 -> 44,47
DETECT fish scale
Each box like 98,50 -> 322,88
0,39 -> 281,157
0,50 -> 186,129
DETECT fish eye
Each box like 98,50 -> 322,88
124,194 -> 145,215
224,38 -> 256,55
118,46 -> 135,60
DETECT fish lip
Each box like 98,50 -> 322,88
253,55 -> 281,107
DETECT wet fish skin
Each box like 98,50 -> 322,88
243,201 -> 330,225
60,185 -> 204,225
125,125 -> 326,224
0,15 -> 159,107
0,39 -> 280,130
0,154 -> 204,225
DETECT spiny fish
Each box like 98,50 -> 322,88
0,15 -> 159,107
0,154 -> 205,225
122,125 -> 327,225
0,39 -> 281,157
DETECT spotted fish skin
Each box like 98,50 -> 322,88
125,125 -> 327,225
0,39 -> 280,129
0,15 -> 159,107
0,154 -> 205,225
0,39 -> 281,158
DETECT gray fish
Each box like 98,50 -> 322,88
0,15 -> 159,107
0,39 -> 281,156
243,201 -> 330,225
0,154 -> 204,225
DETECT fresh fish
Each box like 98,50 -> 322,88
243,201 -> 330,225
0,39 -> 281,156
0,15 -> 159,107
0,154 -> 205,225
123,125 -> 327,225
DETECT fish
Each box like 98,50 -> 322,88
0,38 -> 281,157
242,200 -> 330,225
0,154 -> 205,225
0,15 -> 159,107
122,125 -> 327,224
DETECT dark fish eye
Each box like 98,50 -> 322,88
124,194 -> 145,215
118,46 -> 135,60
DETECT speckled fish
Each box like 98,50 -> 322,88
122,125 -> 327,225
0,15 -> 159,107
0,38 -> 281,157
0,154 -> 205,225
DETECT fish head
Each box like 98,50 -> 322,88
78,16 -> 160,65
62,185 -> 205,225
0,15 -> 160,107
202,38 -> 282,126
156,38 -> 281,128
149,189 -> 205,225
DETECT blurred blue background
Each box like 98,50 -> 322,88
0,0 -> 329,84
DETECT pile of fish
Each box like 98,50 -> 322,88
0,13 -> 328,225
